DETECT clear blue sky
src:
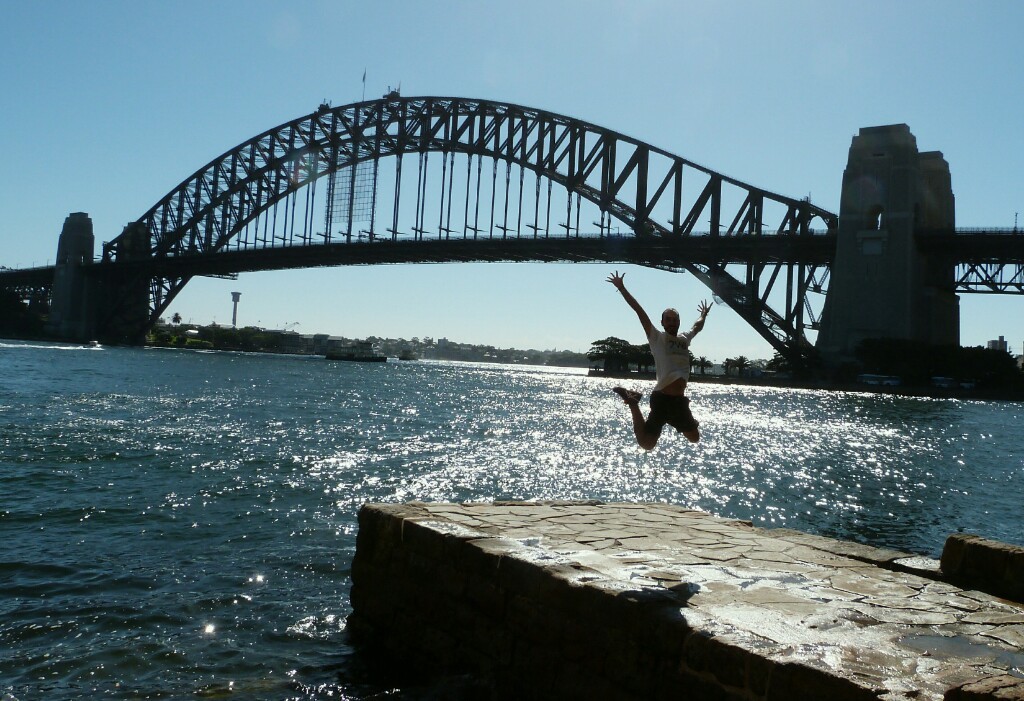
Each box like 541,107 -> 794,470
2,1 -> 1022,359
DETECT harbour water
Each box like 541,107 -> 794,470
1,341 -> 1022,699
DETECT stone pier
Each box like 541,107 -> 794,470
348,501 -> 1024,700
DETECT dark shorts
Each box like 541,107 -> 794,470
645,391 -> 699,435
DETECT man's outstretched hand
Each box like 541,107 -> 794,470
607,270 -> 626,291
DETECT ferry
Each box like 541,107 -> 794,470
326,341 -> 387,362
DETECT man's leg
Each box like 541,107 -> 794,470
678,395 -> 701,443
613,387 -> 659,450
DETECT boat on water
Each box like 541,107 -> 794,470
397,349 -> 418,361
325,341 -> 387,362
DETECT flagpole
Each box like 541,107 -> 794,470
361,69 -> 366,101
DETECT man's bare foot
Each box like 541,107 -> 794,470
612,387 -> 641,404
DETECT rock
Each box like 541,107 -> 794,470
944,674 -> 1024,700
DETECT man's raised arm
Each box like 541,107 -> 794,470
688,300 -> 712,337
606,271 -> 653,336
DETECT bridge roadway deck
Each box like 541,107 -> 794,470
349,501 -> 1024,700
0,233 -> 838,285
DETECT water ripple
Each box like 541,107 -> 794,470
1,345 -> 1021,699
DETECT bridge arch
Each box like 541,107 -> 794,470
100,95 -> 837,356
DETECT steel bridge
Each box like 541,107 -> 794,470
2,95 -> 1023,360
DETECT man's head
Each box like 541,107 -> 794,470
661,308 -> 680,335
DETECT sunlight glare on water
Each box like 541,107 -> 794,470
0,342 -> 1021,699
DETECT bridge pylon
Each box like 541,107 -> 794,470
816,124 -> 959,365
94,221 -> 152,345
45,212 -> 96,342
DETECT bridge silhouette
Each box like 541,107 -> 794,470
2,95 -> 1022,363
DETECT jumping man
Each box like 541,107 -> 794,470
606,270 -> 711,449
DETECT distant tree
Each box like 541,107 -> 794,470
545,349 -> 590,367
0,290 -> 44,336
148,326 -> 172,346
627,342 -> 655,373
171,312 -> 182,326
854,338 -> 1023,388
587,336 -> 633,372
856,338 -> 937,386
695,356 -> 713,375
948,345 -> 1021,388
721,356 -> 750,376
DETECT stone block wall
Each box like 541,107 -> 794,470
941,534 -> 1024,604
347,503 -> 883,701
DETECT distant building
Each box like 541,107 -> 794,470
276,331 -> 307,354
276,333 -> 329,355
986,335 -> 1008,352
308,334 -> 330,355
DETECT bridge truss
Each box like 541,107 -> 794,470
92,94 -> 838,357
0,266 -> 51,310
919,229 -> 1024,293
5,97 -> 1023,355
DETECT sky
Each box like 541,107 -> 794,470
2,0 -> 1022,360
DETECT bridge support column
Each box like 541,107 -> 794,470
95,221 -> 152,345
46,212 -> 97,342
816,124 -> 959,366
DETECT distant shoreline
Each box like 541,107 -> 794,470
5,335 -> 1021,402
587,368 -> 1024,402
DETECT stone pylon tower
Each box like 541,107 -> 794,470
816,124 -> 958,365
46,212 -> 96,341
95,221 -> 152,345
